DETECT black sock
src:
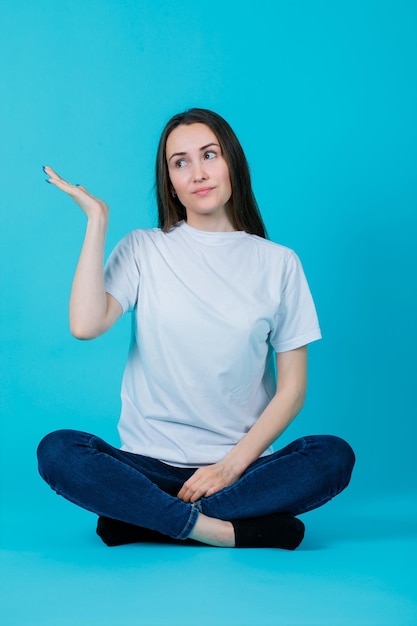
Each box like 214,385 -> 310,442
232,513 -> 305,550
96,516 -> 178,546
97,514 -> 304,550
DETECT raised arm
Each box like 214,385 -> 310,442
44,166 -> 122,339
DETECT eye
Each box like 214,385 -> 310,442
175,158 -> 187,168
204,151 -> 216,160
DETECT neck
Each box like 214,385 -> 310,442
185,213 -> 237,233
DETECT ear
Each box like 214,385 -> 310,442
171,188 -> 177,198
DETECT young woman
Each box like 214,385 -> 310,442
37,108 -> 355,550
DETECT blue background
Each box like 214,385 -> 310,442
1,1 -> 416,625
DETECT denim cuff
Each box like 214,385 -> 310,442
176,501 -> 202,540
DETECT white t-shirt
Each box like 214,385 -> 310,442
104,221 -> 321,467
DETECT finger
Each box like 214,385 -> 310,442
177,484 -> 189,501
178,483 -> 199,501
185,487 -> 205,503
178,490 -> 193,503
204,485 -> 222,498
44,170 -> 91,199
178,482 -> 203,502
178,472 -> 199,497
43,165 -> 67,183
177,487 -> 186,501
43,165 -> 55,176
43,165 -> 81,188
75,184 -> 90,194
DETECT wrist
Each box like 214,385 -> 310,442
221,451 -> 250,478
86,211 -> 108,235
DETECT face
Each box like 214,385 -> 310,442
166,123 -> 233,229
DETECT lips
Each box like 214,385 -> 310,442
193,187 -> 214,196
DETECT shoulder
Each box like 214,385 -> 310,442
106,228 -> 168,269
114,227 -> 168,250
244,233 -> 296,262
123,227 -> 164,242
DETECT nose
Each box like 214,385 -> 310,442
192,160 -> 208,182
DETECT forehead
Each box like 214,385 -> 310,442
166,123 -> 219,155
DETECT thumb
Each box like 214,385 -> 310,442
75,184 -> 89,193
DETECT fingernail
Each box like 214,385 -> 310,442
45,179 -> 51,184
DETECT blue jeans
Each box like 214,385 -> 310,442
37,430 -> 355,540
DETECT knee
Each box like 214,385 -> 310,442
37,429 -> 79,485
321,435 -> 356,486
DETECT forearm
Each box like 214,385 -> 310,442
178,383 -> 305,503
69,213 -> 109,338
223,384 -> 306,476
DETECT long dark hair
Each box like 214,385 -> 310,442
155,108 -> 267,238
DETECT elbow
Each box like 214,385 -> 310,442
278,383 -> 306,417
69,321 -> 100,340
296,390 -> 306,414
295,383 -> 307,413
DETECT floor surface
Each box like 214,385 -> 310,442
1,493 -> 416,626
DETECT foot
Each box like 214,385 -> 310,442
232,513 -> 305,550
96,516 -> 176,546
188,513 -> 235,547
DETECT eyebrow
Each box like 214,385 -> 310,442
168,142 -> 220,163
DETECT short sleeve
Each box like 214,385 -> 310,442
104,232 -> 140,313
269,251 -> 322,353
